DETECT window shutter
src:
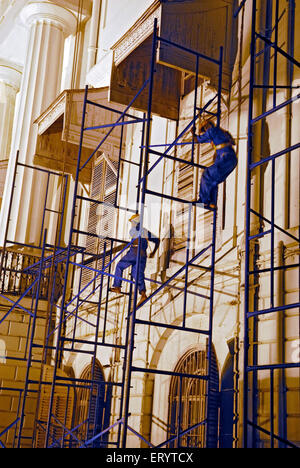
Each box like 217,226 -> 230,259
174,143 -> 195,252
35,365 -> 75,448
81,157 -> 117,288
75,362 -> 111,448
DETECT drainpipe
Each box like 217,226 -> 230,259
87,0 -> 102,73
283,0 -> 295,229
276,241 -> 287,447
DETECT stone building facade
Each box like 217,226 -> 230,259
0,0 -> 299,449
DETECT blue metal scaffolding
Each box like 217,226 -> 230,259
243,0 -> 300,449
45,20 -> 223,448
1,20 -> 224,448
0,3 -> 299,450
0,154 -> 74,448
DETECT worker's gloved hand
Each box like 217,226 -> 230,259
192,127 -> 199,142
149,251 -> 156,259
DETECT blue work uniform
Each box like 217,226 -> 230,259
196,126 -> 237,206
113,224 -> 159,293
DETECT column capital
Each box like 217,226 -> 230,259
0,59 -> 22,91
20,1 -> 77,36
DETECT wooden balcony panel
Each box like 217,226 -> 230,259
109,0 -> 236,120
34,87 -> 126,184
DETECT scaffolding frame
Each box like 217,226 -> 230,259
0,154 -> 75,448
1,20 -> 225,449
244,0 -> 300,449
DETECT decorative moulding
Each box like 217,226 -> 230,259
35,90 -> 67,135
0,59 -> 23,90
112,0 -> 161,67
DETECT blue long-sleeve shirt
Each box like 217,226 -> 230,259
129,223 -> 160,256
196,126 -> 235,147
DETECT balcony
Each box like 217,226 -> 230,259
0,249 -> 64,301
108,0 -> 236,120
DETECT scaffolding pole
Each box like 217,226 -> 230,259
244,0 -> 300,449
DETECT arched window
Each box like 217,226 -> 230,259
75,360 -> 112,448
168,347 -> 219,448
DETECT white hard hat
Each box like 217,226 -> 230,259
129,213 -> 140,223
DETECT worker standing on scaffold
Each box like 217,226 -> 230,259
193,119 -> 237,210
111,213 -> 160,306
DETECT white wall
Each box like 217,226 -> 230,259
97,0 -> 155,60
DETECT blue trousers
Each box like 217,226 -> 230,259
199,148 -> 237,205
113,250 -> 147,293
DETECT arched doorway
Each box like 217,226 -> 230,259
168,346 -> 219,448
75,360 -> 111,447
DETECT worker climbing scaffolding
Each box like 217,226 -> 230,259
111,213 -> 160,306
193,119 -> 238,210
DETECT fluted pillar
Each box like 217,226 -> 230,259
0,1 -> 77,246
0,60 -> 22,161
0,1 -> 10,16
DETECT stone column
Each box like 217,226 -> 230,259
0,1 -> 77,246
0,1 -> 10,16
0,60 -> 22,209
0,60 -> 22,161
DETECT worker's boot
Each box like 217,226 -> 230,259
192,198 -> 216,211
110,287 -> 121,294
137,290 -> 147,307
204,203 -> 216,211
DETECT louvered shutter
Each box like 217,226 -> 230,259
174,146 -> 195,252
75,362 -> 111,448
35,365 -> 75,448
81,160 -> 104,287
82,157 -> 117,288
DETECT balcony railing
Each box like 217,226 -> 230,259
0,249 -> 64,301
